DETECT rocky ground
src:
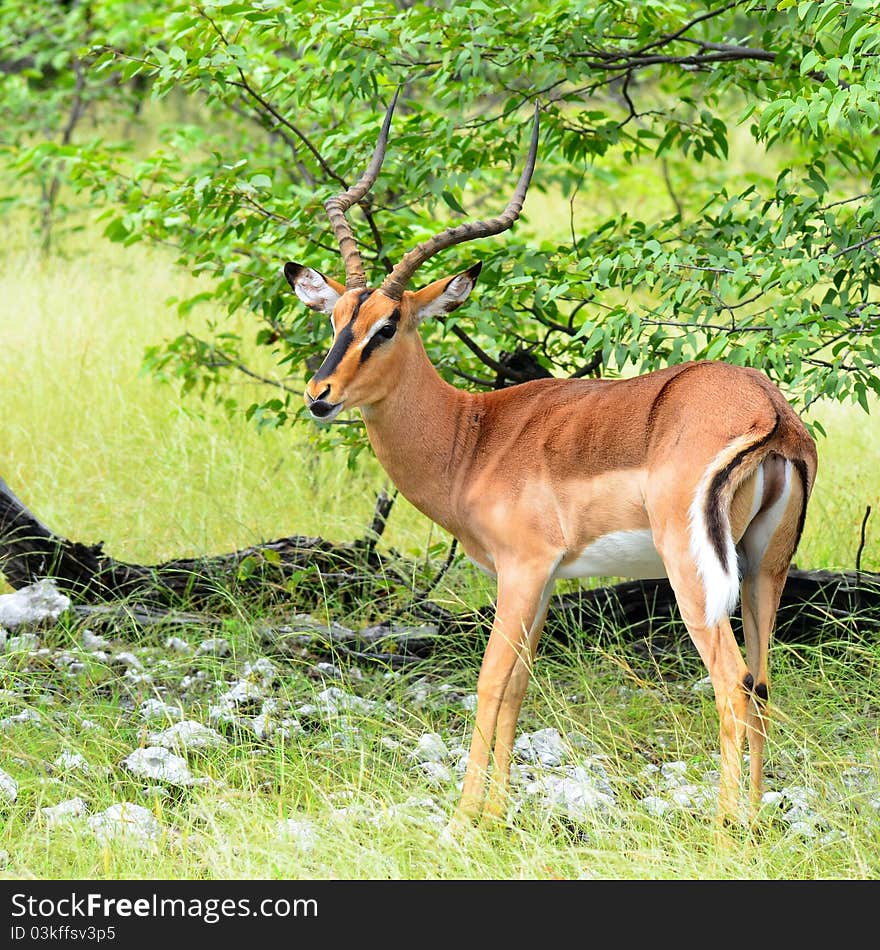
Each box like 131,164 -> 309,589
1,579 -> 878,857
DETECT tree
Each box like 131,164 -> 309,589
3,0 -> 879,457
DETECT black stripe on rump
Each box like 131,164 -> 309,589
705,413 -> 780,573
312,291 -> 371,383
360,309 -> 400,364
791,458 -> 809,554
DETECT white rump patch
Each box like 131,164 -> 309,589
741,459 -> 793,575
554,530 -> 667,581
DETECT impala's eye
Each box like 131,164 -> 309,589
377,322 -> 397,340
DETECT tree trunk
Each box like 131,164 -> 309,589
1,473 -> 877,646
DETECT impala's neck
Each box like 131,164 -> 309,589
360,335 -> 475,533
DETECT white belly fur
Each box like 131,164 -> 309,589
554,529 -> 667,581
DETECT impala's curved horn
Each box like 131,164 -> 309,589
324,87 -> 400,290
378,103 -> 540,301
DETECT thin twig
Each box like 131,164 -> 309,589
856,505 -> 872,574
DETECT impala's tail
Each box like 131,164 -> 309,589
688,416 -> 783,627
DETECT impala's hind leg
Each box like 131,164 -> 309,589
739,457 -> 805,819
649,497 -> 749,826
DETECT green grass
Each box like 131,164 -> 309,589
1,206 -> 879,880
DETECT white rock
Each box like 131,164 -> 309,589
314,661 -> 344,680
87,803 -> 162,843
114,651 -> 143,670
164,636 -> 192,654
138,698 -> 184,722
314,687 -> 378,715
40,797 -> 87,828
243,657 -> 277,684
0,767 -> 18,803
660,761 -> 689,786
418,762 -> 452,786
223,679 -> 265,704
0,627 -> 7,650
52,751 -> 91,774
0,709 -> 41,730
196,638 -> 231,657
641,795 -> 671,817
524,766 -> 616,821
279,817 -> 317,851
412,732 -> 449,764
121,747 -> 197,786
668,784 -> 714,811
0,580 -> 70,629
691,675 -> 715,694
7,632 -> 40,653
514,728 -> 568,767
82,630 -> 112,652
147,721 -> 226,751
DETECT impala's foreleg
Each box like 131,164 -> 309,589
482,572 -> 557,821
452,561 -> 556,830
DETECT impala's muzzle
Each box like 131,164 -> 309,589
305,385 -> 345,422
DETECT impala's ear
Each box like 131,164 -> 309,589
284,262 -> 345,314
409,261 -> 482,323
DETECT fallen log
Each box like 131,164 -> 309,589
1,473 -> 877,647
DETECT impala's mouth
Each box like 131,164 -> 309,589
307,397 -> 344,422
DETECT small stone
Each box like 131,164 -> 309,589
524,766 -> 616,821
0,768 -> 18,803
660,761 -> 689,786
279,817 -> 318,851
196,638 -> 231,657
165,637 -> 192,654
514,728 -> 568,768
313,687 -> 378,716
0,709 -> 41,730
314,661 -> 344,680
0,579 -> 70,629
40,797 -> 87,828
7,633 -> 39,653
411,732 -> 449,764
138,699 -> 184,722
641,795 -> 671,817
121,747 -> 198,786
52,751 -> 91,774
82,630 -> 112,652
418,762 -> 452,786
114,651 -> 143,670
243,657 -> 277,684
0,628 -> 7,650
147,721 -> 226,751
87,803 -> 162,844
691,675 -> 714,694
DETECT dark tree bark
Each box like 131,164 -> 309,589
1,473 -> 877,647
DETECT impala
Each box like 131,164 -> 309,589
284,96 -> 817,828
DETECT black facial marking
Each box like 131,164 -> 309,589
360,309 -> 400,363
312,292 -> 372,382
743,672 -> 755,692
313,321 -> 354,383
755,682 -> 769,703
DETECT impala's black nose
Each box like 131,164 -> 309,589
309,400 -> 336,419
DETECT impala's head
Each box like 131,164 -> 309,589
285,90 -> 539,423
284,261 -> 482,420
